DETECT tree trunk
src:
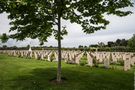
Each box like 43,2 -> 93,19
57,13 -> 62,82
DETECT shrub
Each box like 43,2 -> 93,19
117,60 -> 124,66
79,60 -> 87,66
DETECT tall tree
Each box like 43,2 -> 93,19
0,0 -> 133,82
98,42 -> 105,47
120,39 -> 128,46
0,33 -> 9,43
128,34 -> 135,48
116,39 -> 121,46
115,39 -> 128,46
108,41 -> 115,47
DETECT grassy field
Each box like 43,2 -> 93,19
0,54 -> 134,90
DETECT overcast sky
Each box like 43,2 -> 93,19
0,7 -> 135,47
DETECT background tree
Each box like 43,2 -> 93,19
0,0 -> 133,83
78,45 -> 83,49
0,33 -> 9,43
0,33 -> 9,47
78,45 -> 84,51
120,39 -> 128,46
108,41 -> 115,47
116,39 -> 121,46
98,42 -> 105,47
128,34 -> 135,48
2,45 -> 7,49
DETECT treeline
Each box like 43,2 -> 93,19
0,45 -> 78,51
0,45 -> 57,50
0,34 -> 135,52
78,46 -> 135,52
78,34 -> 135,52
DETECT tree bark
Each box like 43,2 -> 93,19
57,13 -> 62,82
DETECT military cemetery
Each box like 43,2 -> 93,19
0,0 -> 135,90
0,50 -> 134,71
0,48 -> 135,89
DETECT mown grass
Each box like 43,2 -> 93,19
0,54 -> 134,90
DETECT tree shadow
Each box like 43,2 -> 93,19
6,67 -> 133,90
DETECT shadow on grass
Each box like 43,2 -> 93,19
6,67 -> 134,90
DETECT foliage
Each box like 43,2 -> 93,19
117,60 -> 124,66
98,47 -> 135,52
0,33 -> 9,43
107,39 -> 128,47
0,0 -> 133,42
128,34 -> 135,48
108,41 -> 115,47
79,61 -> 86,66
80,55 -> 87,66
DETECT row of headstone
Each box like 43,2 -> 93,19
0,50 -> 84,63
87,52 -> 135,70
62,51 -> 84,64
0,50 -> 135,71
123,53 -> 135,71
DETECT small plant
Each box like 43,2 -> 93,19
79,60 -> 87,66
93,57 -> 99,67
80,62 -> 85,66
117,60 -> 124,66
79,55 -> 87,66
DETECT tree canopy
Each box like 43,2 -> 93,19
0,0 -> 133,43
128,34 -> 135,48
0,33 -> 9,43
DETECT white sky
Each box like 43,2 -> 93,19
0,7 -> 135,47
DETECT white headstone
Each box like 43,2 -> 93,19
87,52 -> 93,67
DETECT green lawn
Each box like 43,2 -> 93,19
0,54 -> 134,90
